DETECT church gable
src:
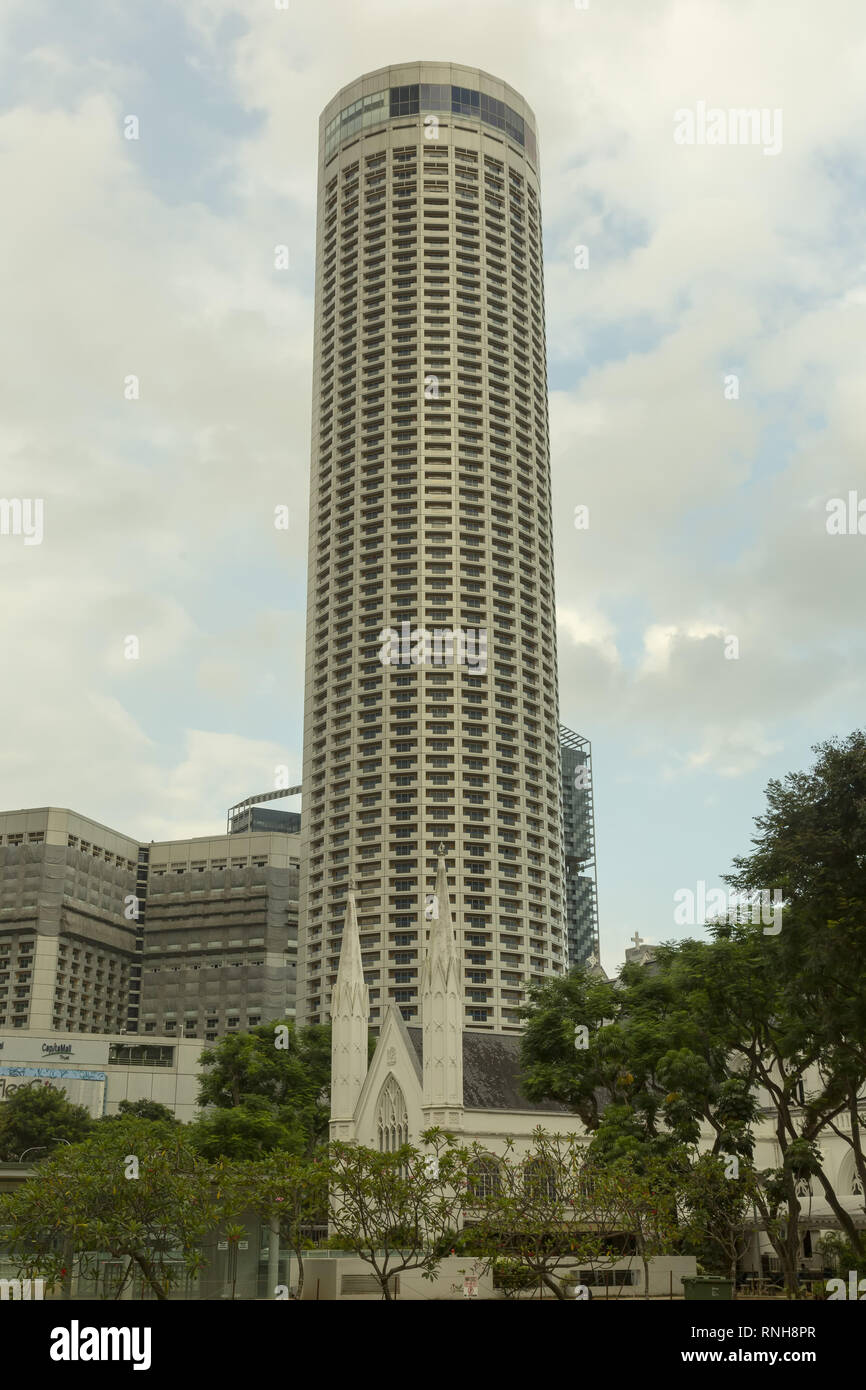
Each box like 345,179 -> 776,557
350,1003 -> 424,1148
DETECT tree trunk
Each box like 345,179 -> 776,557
811,1166 -> 864,1258
778,1212 -> 801,1299
134,1254 -> 168,1301
541,1271 -> 568,1300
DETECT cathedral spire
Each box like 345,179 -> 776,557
423,844 -> 460,987
421,847 -> 463,1117
330,883 -> 369,1126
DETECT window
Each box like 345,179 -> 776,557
524,1159 -> 556,1202
375,1074 -> 408,1153
467,1157 -> 500,1200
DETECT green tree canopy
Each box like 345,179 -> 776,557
326,1129 -> 471,1300
187,1096 -> 309,1161
194,1021 -> 331,1158
725,730 -> 866,1220
0,1083 -> 93,1161
519,958 -> 757,1164
113,1098 -> 178,1124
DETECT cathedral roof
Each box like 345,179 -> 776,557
404,1027 -> 572,1114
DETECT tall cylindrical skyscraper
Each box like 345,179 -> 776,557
298,63 -> 565,1034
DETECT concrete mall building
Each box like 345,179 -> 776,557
0,1033 -> 201,1126
299,63 -> 567,1033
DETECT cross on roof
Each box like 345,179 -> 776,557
631,932 -> 644,948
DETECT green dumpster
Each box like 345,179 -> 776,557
682,1275 -> 733,1301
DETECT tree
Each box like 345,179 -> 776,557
221,1151 -> 329,1299
518,914 -> 846,1297
0,1118 -> 219,1300
725,731 -> 866,1256
0,1083 -> 93,1160
187,1097 -> 301,1161
520,963 -> 757,1165
677,1152 -> 759,1290
465,1130 -> 637,1300
659,923 -> 808,1296
114,1099 -> 178,1124
195,1021 -> 331,1157
603,1152 -> 680,1299
326,1129 -> 470,1300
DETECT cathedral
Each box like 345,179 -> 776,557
329,855 -> 865,1282
329,851 -> 579,1154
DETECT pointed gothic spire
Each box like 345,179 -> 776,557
330,884 -> 369,1126
331,884 -> 368,1018
422,847 -> 459,989
421,848 -> 463,1115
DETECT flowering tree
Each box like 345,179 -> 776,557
464,1130 -> 641,1300
326,1129 -> 471,1300
0,1118 -> 218,1299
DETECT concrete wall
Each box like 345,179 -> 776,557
292,1253 -> 697,1300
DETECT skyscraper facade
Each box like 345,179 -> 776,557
299,63 -> 566,1033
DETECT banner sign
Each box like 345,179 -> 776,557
0,1065 -> 107,1117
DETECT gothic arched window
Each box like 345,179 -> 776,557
838,1152 -> 865,1197
376,1075 -> 408,1153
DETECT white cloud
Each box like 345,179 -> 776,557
557,604 -> 621,666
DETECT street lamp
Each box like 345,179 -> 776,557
17,1138 -> 71,1161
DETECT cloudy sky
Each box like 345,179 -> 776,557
1,0 -> 864,974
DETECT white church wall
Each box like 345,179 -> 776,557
462,1110 -> 586,1151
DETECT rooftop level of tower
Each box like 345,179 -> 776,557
319,62 -> 539,168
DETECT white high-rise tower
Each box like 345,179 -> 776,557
300,63 -> 566,1035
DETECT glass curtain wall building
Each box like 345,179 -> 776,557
298,63 -> 566,1033
559,727 -> 600,969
